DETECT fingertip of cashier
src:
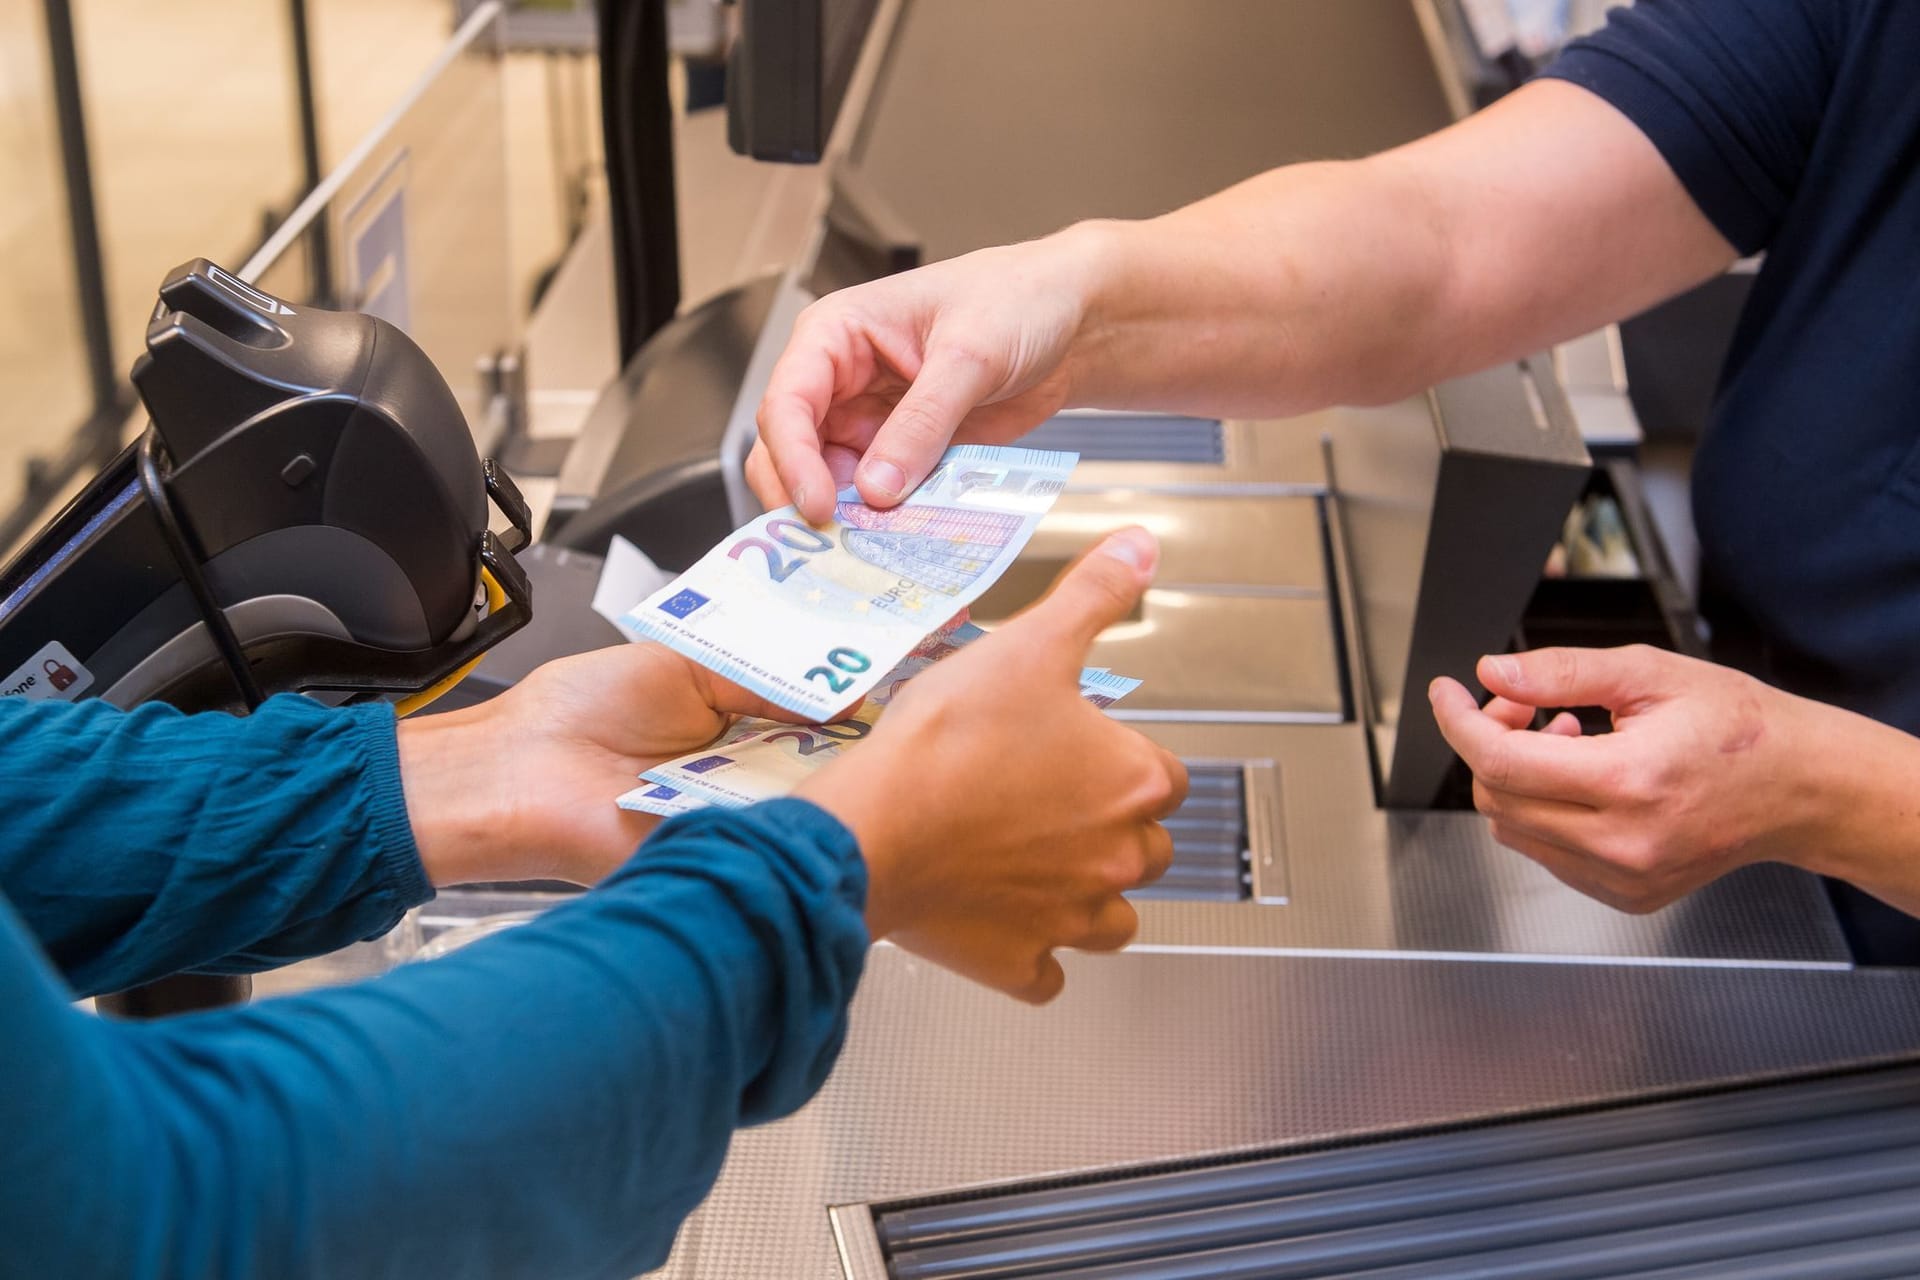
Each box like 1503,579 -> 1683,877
1479,653 -> 1522,688
1427,676 -> 1466,710
861,459 -> 908,502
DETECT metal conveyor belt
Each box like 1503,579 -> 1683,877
872,1062 -> 1920,1279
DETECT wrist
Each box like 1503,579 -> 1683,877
1786,695 -> 1920,903
1052,218 -> 1138,405
796,762 -> 911,939
396,706 -> 539,887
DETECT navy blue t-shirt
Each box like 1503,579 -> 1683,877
1547,0 -> 1920,730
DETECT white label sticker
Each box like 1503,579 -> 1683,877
1,641 -> 95,702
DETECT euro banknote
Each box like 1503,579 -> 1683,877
618,622 -> 1141,816
618,445 -> 1078,719
618,620 -> 990,816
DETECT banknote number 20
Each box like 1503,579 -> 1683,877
763,720 -> 872,756
805,647 -> 871,693
727,519 -> 834,583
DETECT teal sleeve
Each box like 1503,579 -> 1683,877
0,798 -> 869,1279
0,694 -> 431,997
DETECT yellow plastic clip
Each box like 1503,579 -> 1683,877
393,565 -> 507,718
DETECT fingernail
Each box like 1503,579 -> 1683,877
1099,527 -> 1159,574
1489,654 -> 1521,686
864,460 -> 906,499
792,484 -> 809,514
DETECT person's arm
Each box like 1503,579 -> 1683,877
1429,646 -> 1920,917
2,534 -> 1183,1278
748,77 -> 1733,521
1061,78 -> 1734,423
0,644 -> 805,997
0,799 -> 868,1280
750,0 -> 1866,521
0,695 -> 428,996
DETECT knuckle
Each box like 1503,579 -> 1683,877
793,298 -> 834,332
1126,745 -> 1178,814
1479,744 -> 1514,791
1024,954 -> 1064,1003
1591,885 -> 1635,913
1594,755 -> 1637,802
1100,842 -> 1150,891
1143,826 -> 1175,881
1628,764 -> 1667,808
1612,881 -> 1665,915
1606,831 -> 1661,874
1162,752 -> 1191,802
1606,767 -> 1646,808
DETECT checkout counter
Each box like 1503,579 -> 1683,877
466,2 -> 1920,1275
35,0 -> 1920,1275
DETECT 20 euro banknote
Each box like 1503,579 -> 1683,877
618,445 -> 1077,719
617,624 -> 1141,816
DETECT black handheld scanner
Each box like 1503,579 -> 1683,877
0,259 -> 531,714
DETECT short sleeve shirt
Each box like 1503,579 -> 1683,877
1546,0 -> 1920,728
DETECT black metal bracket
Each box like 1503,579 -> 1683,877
485,456 -> 533,552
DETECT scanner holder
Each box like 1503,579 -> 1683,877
0,259 -> 537,1015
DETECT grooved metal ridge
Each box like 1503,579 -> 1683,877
873,1063 -> 1920,1280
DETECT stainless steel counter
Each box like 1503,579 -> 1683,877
1124,722 -> 1847,967
656,951 -> 1920,1279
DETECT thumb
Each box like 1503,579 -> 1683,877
1477,645 -> 1670,711
1005,528 -> 1158,660
855,344 -> 1004,506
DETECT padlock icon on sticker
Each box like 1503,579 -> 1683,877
43,659 -> 76,692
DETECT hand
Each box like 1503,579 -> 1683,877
1430,645 -> 1840,913
748,228 -> 1113,523
798,528 -> 1188,1002
398,644 -> 801,887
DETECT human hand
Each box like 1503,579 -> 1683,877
748,227 -> 1115,523
797,528 -> 1188,1002
1428,644 -> 1832,913
398,644 -> 803,888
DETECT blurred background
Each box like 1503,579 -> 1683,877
0,0 -> 631,551
0,0 -> 1611,559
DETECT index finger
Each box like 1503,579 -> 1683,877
756,342 -> 842,524
1428,677 -> 1617,805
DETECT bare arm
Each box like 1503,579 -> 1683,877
1071,79 -> 1738,415
750,79 -> 1736,520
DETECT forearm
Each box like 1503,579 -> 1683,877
0,695 -> 429,995
1063,80 -> 1737,416
1790,701 -> 1920,919
2,801 -> 867,1280
1065,158 -> 1455,414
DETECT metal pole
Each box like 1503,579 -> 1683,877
287,0 -> 332,304
599,0 -> 682,363
40,0 -> 119,461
